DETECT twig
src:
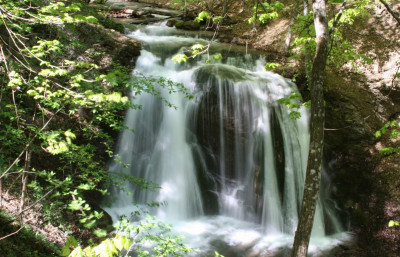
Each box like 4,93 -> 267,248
329,0 -> 347,34
0,226 -> 25,241
0,106 -> 64,180
17,187 -> 57,216
379,0 -> 400,26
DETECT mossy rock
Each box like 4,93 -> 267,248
166,18 -> 179,27
174,20 -> 200,31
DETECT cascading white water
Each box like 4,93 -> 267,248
103,23 -> 349,256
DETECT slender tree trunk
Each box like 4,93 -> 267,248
291,0 -> 329,256
304,0 -> 312,79
284,0 -> 301,53
223,0 -> 228,17
183,0 -> 188,20
19,149 -> 31,214
0,169 -> 2,208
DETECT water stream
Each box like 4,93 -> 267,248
104,23 -> 350,256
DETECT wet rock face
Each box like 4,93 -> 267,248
323,69 -> 400,256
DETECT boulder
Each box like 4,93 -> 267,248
174,20 -> 200,31
166,18 -> 179,27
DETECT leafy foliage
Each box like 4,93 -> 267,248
374,120 -> 400,155
248,2 -> 284,24
0,0 -> 193,252
65,215 -> 196,257
290,0 -> 374,69
388,220 -> 400,227
277,92 -> 304,120
264,62 -> 282,71
194,11 -> 212,22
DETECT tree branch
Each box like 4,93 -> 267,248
379,0 -> 400,26
0,226 -> 25,241
329,0 -> 347,34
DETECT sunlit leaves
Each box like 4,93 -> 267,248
249,2 -> 284,24
388,219 -> 398,226
86,91 -> 129,104
213,16 -> 223,23
375,120 -> 399,138
93,229 -> 107,238
43,130 -> 76,155
277,92 -> 304,120
264,62 -> 282,71
30,40 -> 62,58
194,11 -> 211,23
62,236 -> 79,256
39,68 -> 68,77
375,120 -> 400,155
7,71 -> 23,89
172,54 -> 188,64
191,44 -> 204,56
213,53 -> 223,61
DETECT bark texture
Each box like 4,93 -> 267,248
291,0 -> 329,256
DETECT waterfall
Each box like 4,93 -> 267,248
103,23 -> 349,256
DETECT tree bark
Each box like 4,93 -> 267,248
291,0 -> 329,256
304,0 -> 311,80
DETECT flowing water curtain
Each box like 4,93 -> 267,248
104,23 -> 348,255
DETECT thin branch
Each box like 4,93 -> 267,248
0,44 -> 10,72
0,107 -> 64,180
329,0 -> 347,34
385,64 -> 400,96
284,0 -> 301,53
0,226 -> 25,241
17,186 -> 57,216
327,0 -> 347,58
379,0 -> 400,26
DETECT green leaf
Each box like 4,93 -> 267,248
61,247 -> 71,256
172,54 -> 187,64
68,200 -> 83,211
194,11 -> 211,23
77,183 -> 91,190
66,236 -> 78,247
213,53 -> 223,61
191,44 -> 204,51
289,111 -> 301,120
69,246 -> 83,257
93,229 -> 107,238
265,62 -> 281,71
213,16 -> 223,22
388,220 -> 399,227
85,16 -> 98,23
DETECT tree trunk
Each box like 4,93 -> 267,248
291,0 -> 329,256
19,149 -> 31,214
284,0 -> 301,53
183,0 -> 188,20
304,0 -> 312,80
223,0 -> 228,17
